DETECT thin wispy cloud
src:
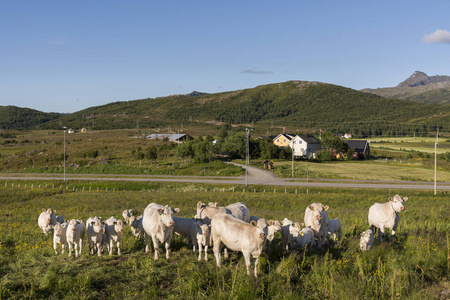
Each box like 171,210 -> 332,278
241,69 -> 274,74
50,37 -> 70,45
422,29 -> 450,44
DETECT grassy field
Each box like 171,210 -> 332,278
0,182 -> 448,299
369,137 -> 450,155
269,160 -> 450,182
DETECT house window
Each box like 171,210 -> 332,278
283,139 -> 286,143
277,139 -> 280,143
299,140 -> 302,144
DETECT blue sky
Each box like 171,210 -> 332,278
1,1 -> 450,113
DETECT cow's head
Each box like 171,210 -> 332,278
68,219 -> 78,231
158,205 -> 179,227
251,218 -> 267,240
308,203 -> 329,223
113,220 -> 124,233
389,195 -> 408,212
265,220 -> 282,242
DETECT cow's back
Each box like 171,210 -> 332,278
226,202 -> 250,222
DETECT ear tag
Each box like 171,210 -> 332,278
61,224 -> 66,228
301,232 -> 304,236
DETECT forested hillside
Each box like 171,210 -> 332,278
0,106 -> 62,130
2,81 -> 450,136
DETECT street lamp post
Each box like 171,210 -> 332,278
64,130 -> 66,182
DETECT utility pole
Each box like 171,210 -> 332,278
245,128 -> 250,187
63,130 -> 66,182
434,127 -> 439,195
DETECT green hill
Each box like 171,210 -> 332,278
3,81 -> 450,136
0,106 -> 63,130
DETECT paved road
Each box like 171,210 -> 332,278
1,163 -> 449,190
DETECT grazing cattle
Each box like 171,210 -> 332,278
86,217 -> 105,256
53,222 -> 68,255
190,220 -> 210,261
211,213 -> 267,277
265,220 -> 282,243
195,201 -> 231,225
38,208 -> 57,235
105,217 -> 124,255
66,219 -> 85,258
368,195 -> 408,241
360,229 -> 374,251
173,216 -> 197,247
122,209 -> 134,224
304,203 -> 329,249
225,202 -> 251,222
327,218 -> 342,243
129,215 -> 143,238
142,203 -> 180,260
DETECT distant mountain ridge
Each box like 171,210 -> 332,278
361,71 -> 450,104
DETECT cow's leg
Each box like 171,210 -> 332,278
62,243 -> 66,254
379,225 -> 385,242
109,238 -> 114,255
204,245 -> 208,261
213,240 -> 222,268
117,240 -> 121,256
164,239 -> 170,260
253,257 -> 259,278
144,233 -> 150,253
151,234 -> 159,260
197,240 -> 202,261
68,242 -> 73,257
96,242 -> 101,256
224,247 -> 229,259
53,241 -> 59,255
242,251 -> 251,275
78,239 -> 82,256
74,243 -> 79,258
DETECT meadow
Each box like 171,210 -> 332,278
0,182 -> 448,299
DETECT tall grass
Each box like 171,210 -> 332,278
0,185 -> 448,299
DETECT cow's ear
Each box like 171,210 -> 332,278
308,205 -> 314,211
42,208 -> 46,212
300,222 -> 305,226
324,205 -> 329,211
268,219 -> 274,225
389,197 -> 394,202
250,220 -> 257,226
403,197 -> 408,202
173,208 -> 180,214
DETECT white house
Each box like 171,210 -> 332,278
289,135 -> 321,159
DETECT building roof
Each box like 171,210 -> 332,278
298,135 -> 321,144
146,133 -> 189,141
272,133 -> 295,141
344,140 -> 369,152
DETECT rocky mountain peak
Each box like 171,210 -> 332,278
397,71 -> 431,88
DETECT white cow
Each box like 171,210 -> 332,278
327,218 -> 342,243
298,227 -> 316,250
225,202 -> 251,223
38,208 -> 57,235
211,213 -> 267,277
142,203 -> 180,260
129,215 -> 143,238
105,217 -> 124,255
360,229 -> 374,251
66,219 -> 85,258
86,217 -> 105,256
304,203 -> 329,249
281,218 -> 302,250
122,209 -> 134,224
53,222 -> 68,255
368,195 -> 408,241
195,201 -> 231,225
190,220 -> 210,261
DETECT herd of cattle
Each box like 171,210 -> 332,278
38,194 -> 408,277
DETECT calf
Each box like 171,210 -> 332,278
86,217 -> 105,256
122,209 -> 134,224
281,218 -> 301,250
368,195 -> 408,241
53,222 -> 68,255
129,215 -> 143,238
105,217 -> 124,255
327,218 -> 342,243
211,213 -> 267,277
304,203 -> 329,249
66,219 -> 85,258
142,203 -> 180,260
298,227 -> 316,250
190,220 -> 210,261
360,229 -> 374,251
38,208 -> 57,235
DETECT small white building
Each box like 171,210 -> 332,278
289,135 -> 321,159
